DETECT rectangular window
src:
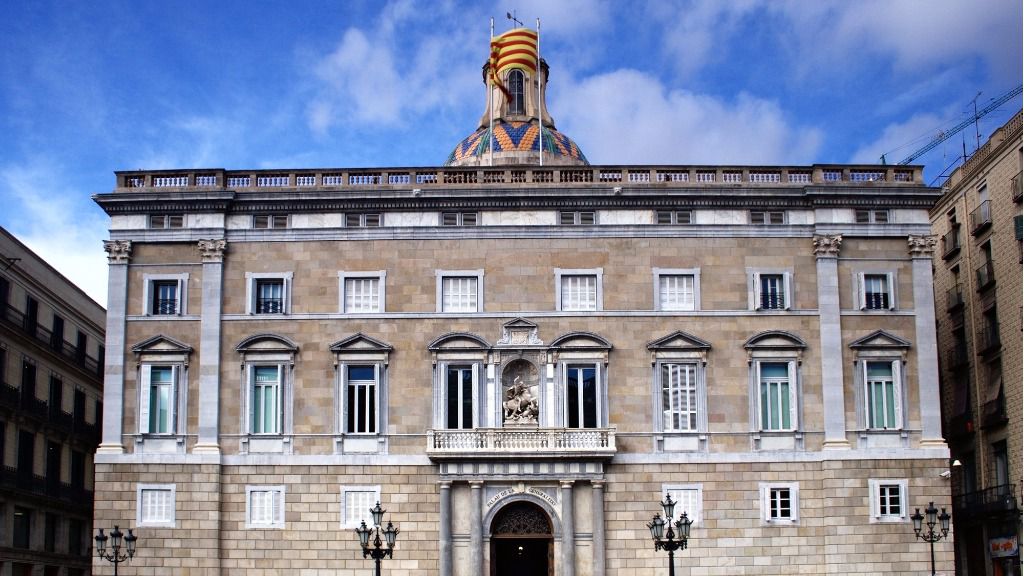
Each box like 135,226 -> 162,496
445,365 -> 474,429
662,363 -> 698,431
758,274 -> 786,310
441,276 -> 479,313
759,362 -> 794,431
869,479 -> 908,522
346,365 -> 377,434
560,275 -> 598,311
658,274 -> 695,311
140,365 -> 177,434
566,364 -> 599,428
137,484 -> 176,527
768,487 -> 792,519
340,486 -> 381,528
856,209 -> 890,223
343,276 -> 381,313
149,215 -> 184,229
246,486 -> 285,529
664,485 -> 703,525
44,513 -> 56,552
760,482 -> 799,523
13,507 -> 31,548
253,215 -> 288,229
251,366 -> 282,434
255,279 -> 284,314
68,518 -> 83,556
864,361 -> 901,430
151,280 -> 178,315
345,213 -> 381,227
144,274 -> 188,316
862,274 -> 892,310
442,212 -> 478,226
994,440 -> 1009,486
751,210 -> 785,225
656,210 -> 692,224
560,211 -> 595,225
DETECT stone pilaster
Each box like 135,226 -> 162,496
561,480 -> 575,576
439,481 -> 452,576
813,234 -> 850,449
908,235 -> 946,447
194,239 -> 226,454
470,481 -> 483,576
98,240 -> 131,454
591,481 -> 605,576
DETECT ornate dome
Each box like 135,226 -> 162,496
445,120 -> 588,166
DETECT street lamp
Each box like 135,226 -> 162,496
94,525 -> 137,576
911,501 -> 951,576
647,493 -> 694,576
355,501 -> 399,576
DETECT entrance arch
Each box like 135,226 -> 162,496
489,501 -> 553,576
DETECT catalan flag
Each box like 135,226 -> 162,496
489,28 -> 538,101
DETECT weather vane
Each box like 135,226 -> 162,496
506,10 -> 523,27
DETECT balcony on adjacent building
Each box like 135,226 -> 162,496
975,261 -> 996,291
976,321 -> 1001,354
941,228 -> 961,260
946,285 -> 965,311
953,484 -> 1019,525
0,303 -> 102,378
970,200 -> 992,235
426,427 -> 616,460
947,343 -> 969,368
1012,171 -> 1022,203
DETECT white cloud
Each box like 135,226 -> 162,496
652,0 -> 764,78
554,69 -> 822,165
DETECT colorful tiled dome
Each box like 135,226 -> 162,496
445,120 -> 588,166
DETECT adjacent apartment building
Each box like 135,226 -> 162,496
91,31 -> 953,575
0,227 -> 105,576
931,110 -> 1022,576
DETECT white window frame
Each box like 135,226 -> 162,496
658,362 -> 701,432
860,359 -> 904,431
653,268 -> 700,311
555,268 -> 603,311
136,484 -> 176,528
245,485 -> 285,529
141,273 -> 188,316
760,482 -> 799,524
139,364 -> 180,435
662,484 -> 703,526
340,485 -> 382,528
245,272 -> 293,315
868,479 -> 908,523
435,270 -> 484,313
247,364 -> 284,435
562,362 -> 605,428
748,269 -> 792,311
338,271 -> 386,313
442,363 -> 479,430
755,360 -> 798,432
858,271 -> 896,311
342,363 -> 380,435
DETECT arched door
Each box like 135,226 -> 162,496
490,501 -> 553,576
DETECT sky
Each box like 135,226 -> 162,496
1,0 -> 1021,307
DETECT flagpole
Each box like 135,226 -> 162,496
488,18 -> 495,167
536,18 -> 542,166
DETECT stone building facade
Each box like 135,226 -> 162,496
0,227 -> 105,576
91,34 -> 953,576
931,110 -> 1022,576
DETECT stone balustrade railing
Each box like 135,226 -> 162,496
426,427 -> 616,459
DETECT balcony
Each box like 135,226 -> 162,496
426,427 -> 617,460
946,285 -> 964,311
970,200 -> 992,235
953,484 -> 1019,524
940,228 -> 961,260
977,322 -> 1001,354
0,304 -> 102,379
947,343 -> 969,368
1013,171 -> 1022,203
975,261 -> 996,291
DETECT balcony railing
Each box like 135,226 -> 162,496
1012,171 -> 1022,203
953,484 -> 1019,524
941,228 -> 961,259
947,343 -> 969,368
970,200 -> 992,234
426,427 -> 616,459
0,304 -> 102,378
977,322 -> 1001,354
975,261 -> 996,290
946,285 -> 964,311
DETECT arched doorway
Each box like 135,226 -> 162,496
490,501 -> 553,576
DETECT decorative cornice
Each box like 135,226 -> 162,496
907,234 -> 937,257
812,234 -> 842,257
197,238 -> 227,263
103,240 -> 132,264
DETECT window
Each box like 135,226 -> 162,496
436,270 -> 483,313
750,210 -> 785,225
13,507 -> 31,548
761,483 -> 799,523
330,334 -> 391,453
560,211 -> 596,225
340,486 -> 381,528
508,69 -> 526,115
345,213 -> 381,227
861,273 -> 894,310
149,214 -> 184,229
856,209 -> 890,223
44,513 -> 56,552
750,271 -> 791,310
441,212 -> 478,226
246,486 -> 285,529
140,365 -> 178,434
565,363 -> 601,428
663,485 -> 703,525
246,273 -> 292,315
143,273 -> 187,316
864,361 -> 901,430
661,363 -> 699,431
758,362 -> 795,431
656,210 -> 692,224
993,440 -> 1009,486
868,479 -> 907,522
345,365 -> 377,434
253,215 -> 288,229
556,268 -> 603,311
339,271 -> 385,313
136,484 -> 176,527
250,365 -> 282,434
446,365 -> 476,429
655,269 -> 699,311
68,519 -> 83,556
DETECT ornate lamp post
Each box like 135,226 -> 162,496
355,501 -> 399,576
911,501 -> 951,576
94,525 -> 137,576
647,493 -> 694,576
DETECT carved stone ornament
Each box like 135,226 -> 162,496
197,239 -> 227,263
812,234 -> 842,257
907,234 -> 937,257
497,319 -> 543,346
103,240 -> 132,264
501,360 -> 540,425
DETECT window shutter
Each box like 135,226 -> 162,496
176,277 -> 186,315
859,274 -> 868,310
139,365 -> 152,434
283,277 -> 292,314
273,490 -> 283,524
787,362 -> 797,429
595,362 -> 603,426
373,363 -> 381,432
470,363 -> 479,428
276,364 -> 284,433
886,273 -> 895,310
752,274 -> 760,310
783,272 -> 792,310
247,279 -> 255,315
857,361 -> 867,428
247,365 -> 254,433
170,365 -> 179,433
892,360 -> 903,427
340,363 -> 349,433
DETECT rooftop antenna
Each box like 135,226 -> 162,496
506,11 -> 523,28
969,91 -> 982,152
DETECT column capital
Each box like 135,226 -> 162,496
438,480 -> 453,488
590,480 -> 605,488
812,234 -> 842,257
469,480 -> 484,488
907,234 -> 937,257
103,240 -> 132,264
560,480 -> 575,489
197,238 -> 227,263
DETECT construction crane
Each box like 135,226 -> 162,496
880,84 -> 1022,165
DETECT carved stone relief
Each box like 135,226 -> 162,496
501,359 -> 540,425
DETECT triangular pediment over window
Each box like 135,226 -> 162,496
130,334 -> 193,355
743,330 -> 807,351
329,333 -> 393,353
647,331 -> 712,352
849,330 -> 911,350
427,332 -> 490,351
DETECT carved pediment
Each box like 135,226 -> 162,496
329,333 -> 393,353
427,332 -> 491,351
130,335 -> 193,355
743,330 -> 807,350
549,332 -> 612,351
647,331 -> 712,351
235,333 -> 298,353
849,330 -> 911,350
497,317 -> 543,346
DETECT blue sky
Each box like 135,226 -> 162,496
1,0 -> 1021,305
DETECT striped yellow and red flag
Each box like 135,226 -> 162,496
489,28 -> 538,102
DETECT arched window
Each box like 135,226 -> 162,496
508,69 -> 525,115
